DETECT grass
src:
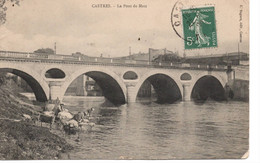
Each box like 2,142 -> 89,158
0,78 -> 73,160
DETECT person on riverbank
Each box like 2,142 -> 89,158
86,107 -> 95,118
72,112 -> 87,123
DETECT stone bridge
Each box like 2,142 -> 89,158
0,51 -> 235,105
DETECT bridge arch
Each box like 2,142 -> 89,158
192,71 -> 227,88
45,68 -> 66,79
180,72 -> 192,80
191,74 -> 227,102
0,65 -> 49,102
122,69 -> 139,80
61,67 -> 127,105
133,70 -> 183,103
123,70 -> 138,80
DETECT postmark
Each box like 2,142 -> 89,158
182,6 -> 217,49
171,1 -> 185,40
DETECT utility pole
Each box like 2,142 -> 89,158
183,50 -> 186,58
148,48 -> 151,64
227,52 -> 229,64
54,42 -> 57,54
129,46 -> 131,56
238,42 -> 241,60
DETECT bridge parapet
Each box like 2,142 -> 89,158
0,50 -> 229,71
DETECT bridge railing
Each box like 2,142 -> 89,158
0,51 -> 49,59
0,51 -> 228,70
0,51 -> 29,58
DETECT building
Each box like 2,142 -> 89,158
65,75 -> 102,96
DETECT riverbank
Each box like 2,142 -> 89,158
0,80 -> 73,160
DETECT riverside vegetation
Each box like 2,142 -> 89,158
0,74 -> 73,160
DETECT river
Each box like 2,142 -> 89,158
59,96 -> 248,160
20,93 -> 249,159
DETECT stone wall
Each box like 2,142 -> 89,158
231,79 -> 249,102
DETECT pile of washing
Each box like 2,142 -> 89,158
23,99 -> 96,135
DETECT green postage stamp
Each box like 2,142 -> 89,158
182,6 -> 217,49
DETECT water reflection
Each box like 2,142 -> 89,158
62,97 -> 249,159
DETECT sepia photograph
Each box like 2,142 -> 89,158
0,0 -> 250,160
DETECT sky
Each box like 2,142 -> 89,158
0,0 -> 249,57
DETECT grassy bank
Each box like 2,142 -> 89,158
0,78 -> 73,160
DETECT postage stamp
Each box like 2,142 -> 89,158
182,6 -> 217,49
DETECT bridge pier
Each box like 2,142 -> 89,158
182,82 -> 192,101
227,69 -> 235,83
125,82 -> 138,103
127,86 -> 136,103
76,74 -> 87,96
48,81 -> 64,101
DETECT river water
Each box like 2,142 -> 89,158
58,96 -> 249,160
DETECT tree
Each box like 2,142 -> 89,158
153,53 -> 182,63
0,0 -> 20,25
34,48 -> 55,54
72,52 -> 85,57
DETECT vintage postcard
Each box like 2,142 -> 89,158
0,0 -> 249,160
